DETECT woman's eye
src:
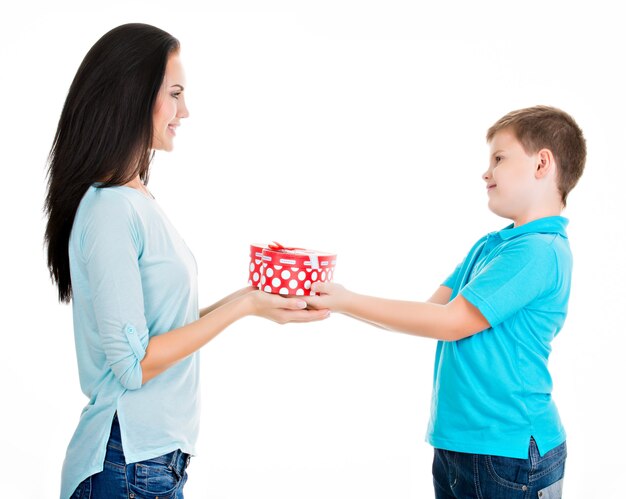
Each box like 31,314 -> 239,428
171,92 -> 181,99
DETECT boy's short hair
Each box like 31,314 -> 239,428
486,106 -> 586,206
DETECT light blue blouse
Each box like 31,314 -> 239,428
60,185 -> 200,498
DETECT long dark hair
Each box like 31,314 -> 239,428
45,23 -> 180,303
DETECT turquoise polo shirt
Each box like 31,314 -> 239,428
60,185 -> 200,498
426,216 -> 571,458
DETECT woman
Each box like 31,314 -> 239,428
44,23 -> 328,499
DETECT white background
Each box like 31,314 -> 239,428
1,1 -> 625,497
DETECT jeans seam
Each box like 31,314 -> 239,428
170,450 -> 183,481
450,451 -> 458,489
124,462 -> 130,497
529,456 -> 566,482
103,459 -> 125,470
473,454 -> 484,499
530,443 -> 567,482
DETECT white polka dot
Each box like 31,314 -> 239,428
291,267 -> 299,272
281,269 -> 291,280
289,279 -> 298,289
261,275 -> 266,285
328,270 -> 333,280
312,271 -> 318,281
263,285 -> 272,292
296,289 -> 305,296
274,265 -> 283,270
279,288 -> 289,295
255,259 -> 262,265
247,279 -> 252,285
272,277 -> 282,288
253,272 -> 259,282
266,267 -> 274,277
321,271 -> 326,281
298,271 -> 306,281
250,262 -> 255,272
304,280 -> 311,290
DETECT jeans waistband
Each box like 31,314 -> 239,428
109,413 -> 191,473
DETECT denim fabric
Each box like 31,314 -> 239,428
70,416 -> 190,499
432,438 -> 566,498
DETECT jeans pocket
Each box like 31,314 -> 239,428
537,478 -> 563,498
484,454 -> 530,488
127,452 -> 182,498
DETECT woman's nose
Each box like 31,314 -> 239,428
178,97 -> 190,119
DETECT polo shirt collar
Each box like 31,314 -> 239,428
497,216 -> 569,240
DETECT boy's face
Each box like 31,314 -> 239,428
484,129 -> 540,224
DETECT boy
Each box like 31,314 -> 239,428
305,106 -> 586,498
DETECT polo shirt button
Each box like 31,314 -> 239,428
127,326 -> 135,334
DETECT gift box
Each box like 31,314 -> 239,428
248,244 -> 266,288
248,242 -> 337,296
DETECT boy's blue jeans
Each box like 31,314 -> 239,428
432,438 -> 566,498
70,415 -> 190,499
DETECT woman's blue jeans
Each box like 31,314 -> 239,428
432,438 -> 566,498
70,415 -> 190,499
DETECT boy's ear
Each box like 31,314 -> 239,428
535,148 -> 555,179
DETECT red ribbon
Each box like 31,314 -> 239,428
267,241 -> 304,252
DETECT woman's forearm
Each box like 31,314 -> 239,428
142,293 -> 252,384
142,290 -> 328,384
199,287 -> 254,317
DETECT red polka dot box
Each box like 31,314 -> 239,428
248,242 -> 337,296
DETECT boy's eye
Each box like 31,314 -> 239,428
494,156 -> 502,164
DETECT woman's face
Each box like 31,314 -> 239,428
152,53 -> 189,151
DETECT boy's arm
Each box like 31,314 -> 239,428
305,282 -> 489,342
341,285 -> 455,332
427,286 -> 453,305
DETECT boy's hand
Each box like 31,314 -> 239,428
303,282 -> 352,312
247,290 -> 330,324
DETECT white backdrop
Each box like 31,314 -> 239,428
1,1 -> 624,498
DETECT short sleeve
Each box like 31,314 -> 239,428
460,238 -> 556,328
79,190 -> 149,390
442,262 -> 462,289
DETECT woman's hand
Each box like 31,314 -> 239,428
302,282 -> 353,312
245,290 -> 330,324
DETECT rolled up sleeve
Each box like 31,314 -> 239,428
80,190 -> 149,390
